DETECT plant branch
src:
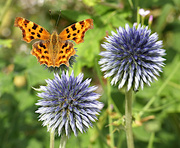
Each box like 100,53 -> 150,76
125,88 -> 134,148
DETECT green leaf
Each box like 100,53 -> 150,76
15,91 -> 35,111
0,72 -> 14,94
133,126 -> 151,142
27,138 -> 42,148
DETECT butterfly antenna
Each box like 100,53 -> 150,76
49,10 -> 54,27
49,10 -> 52,18
55,10 -> 61,29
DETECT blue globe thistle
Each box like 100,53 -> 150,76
35,71 -> 103,137
99,24 -> 166,91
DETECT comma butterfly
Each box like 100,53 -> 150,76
14,17 -> 93,67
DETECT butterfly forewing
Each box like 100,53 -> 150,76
59,19 -> 93,44
14,17 -> 50,43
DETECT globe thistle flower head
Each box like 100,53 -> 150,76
35,71 -> 103,137
99,23 -> 166,91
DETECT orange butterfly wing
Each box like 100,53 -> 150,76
59,19 -> 93,44
31,40 -> 75,67
14,17 -> 50,43
14,17 -> 93,68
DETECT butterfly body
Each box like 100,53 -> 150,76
14,17 -> 93,67
48,31 -> 62,66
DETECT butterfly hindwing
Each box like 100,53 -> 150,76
31,41 -> 52,66
55,41 -> 76,67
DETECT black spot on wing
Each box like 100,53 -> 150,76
79,21 -> 84,25
82,31 -> 85,35
37,33 -> 41,38
24,20 -> 29,27
30,36 -> 34,39
24,20 -> 30,24
62,42 -> 68,49
71,24 -> 76,31
67,34 -> 71,38
46,56 -> 49,60
22,29 -> 25,37
32,23 -> 38,30
66,28 -> 70,33
39,42 -> 46,49
79,21 -> 85,28
72,37 -> 77,41
39,28 -> 43,33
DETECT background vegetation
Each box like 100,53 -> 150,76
0,0 -> 180,148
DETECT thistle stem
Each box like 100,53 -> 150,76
50,130 -> 55,148
107,79 -> 115,148
59,135 -> 68,148
125,88 -> 134,148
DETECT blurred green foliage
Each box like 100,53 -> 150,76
0,0 -> 180,148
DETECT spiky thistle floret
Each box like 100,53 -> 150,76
35,71 -> 103,137
99,23 -> 166,91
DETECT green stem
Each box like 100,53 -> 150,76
141,16 -> 145,26
147,132 -> 155,148
137,7 -> 140,26
125,88 -> 134,148
128,0 -> 133,8
107,79 -> 115,148
59,135 -> 68,148
95,57 -> 105,91
50,130 -> 55,148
